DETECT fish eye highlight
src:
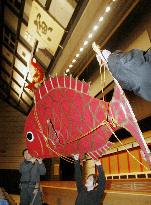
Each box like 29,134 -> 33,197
26,132 -> 34,142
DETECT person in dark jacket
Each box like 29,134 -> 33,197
19,148 -> 46,205
95,45 -> 151,101
73,154 -> 106,205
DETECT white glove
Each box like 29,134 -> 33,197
94,159 -> 101,166
101,49 -> 111,62
37,158 -> 43,164
72,154 -> 79,161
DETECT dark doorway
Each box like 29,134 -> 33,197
60,157 -> 74,180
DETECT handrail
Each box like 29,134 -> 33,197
106,171 -> 151,180
106,179 -> 151,193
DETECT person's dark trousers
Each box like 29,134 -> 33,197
20,184 -> 42,205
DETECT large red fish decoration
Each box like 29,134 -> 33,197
24,74 -> 151,168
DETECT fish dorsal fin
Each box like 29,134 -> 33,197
34,75 -> 90,103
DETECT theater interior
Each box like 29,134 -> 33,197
0,0 -> 151,204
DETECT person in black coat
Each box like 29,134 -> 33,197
73,154 -> 106,205
95,45 -> 151,102
19,148 -> 46,205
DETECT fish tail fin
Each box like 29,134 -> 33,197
109,79 -> 151,168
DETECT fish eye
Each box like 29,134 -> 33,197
26,132 -> 34,142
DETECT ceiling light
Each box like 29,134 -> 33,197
99,16 -> 104,22
84,41 -> 88,46
72,59 -> 76,63
93,25 -> 98,31
80,47 -> 84,52
105,6 -> 111,12
66,0 -> 116,72
66,68 -> 70,73
88,33 -> 93,39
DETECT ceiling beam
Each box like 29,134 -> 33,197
49,0 -> 140,79
46,0 -> 89,76
45,0 -> 52,11
7,0 -> 26,100
0,0 -> 4,78
74,0 -> 140,78
0,79 -> 27,115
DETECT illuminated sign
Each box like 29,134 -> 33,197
28,1 -> 64,55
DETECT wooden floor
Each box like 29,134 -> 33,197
5,179 -> 151,205
7,190 -> 151,205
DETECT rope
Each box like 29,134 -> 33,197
64,121 -> 107,145
93,42 -> 149,170
100,62 -> 107,101
33,98 -> 149,167
105,120 -> 149,170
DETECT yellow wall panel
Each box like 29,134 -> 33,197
110,155 -> 118,174
129,149 -> 141,172
102,157 -> 110,174
118,152 -> 129,173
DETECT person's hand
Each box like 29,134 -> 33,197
101,49 -> 111,62
72,154 -> 79,161
94,159 -> 101,166
33,188 -> 38,195
30,157 -> 36,163
140,150 -> 147,161
140,150 -> 151,162
37,158 -> 43,164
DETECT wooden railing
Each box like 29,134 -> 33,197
41,178 -> 151,193
106,179 -> 151,193
106,171 -> 151,180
